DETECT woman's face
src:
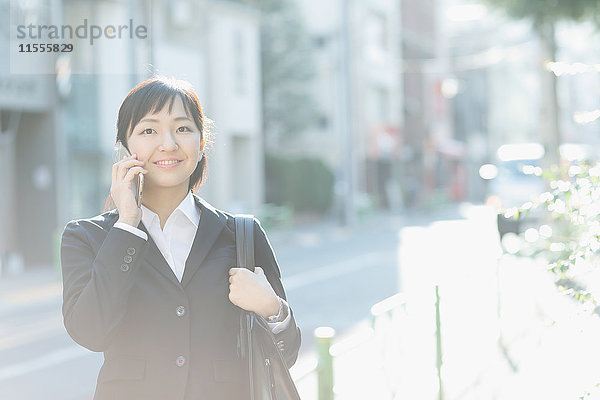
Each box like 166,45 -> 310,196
126,96 -> 202,193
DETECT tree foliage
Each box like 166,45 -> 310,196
231,0 -> 319,143
265,154 -> 334,214
509,161 -> 600,399
510,162 -> 600,316
482,0 -> 600,165
483,0 -> 600,25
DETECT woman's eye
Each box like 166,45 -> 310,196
142,128 -> 155,135
176,126 -> 191,133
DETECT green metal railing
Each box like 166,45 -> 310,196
435,285 -> 444,400
295,287 -> 444,400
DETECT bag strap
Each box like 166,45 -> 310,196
234,215 -> 257,399
235,215 -> 255,270
235,215 -> 300,400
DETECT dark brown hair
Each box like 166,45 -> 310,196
103,76 -> 211,212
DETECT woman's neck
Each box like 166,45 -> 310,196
141,185 -> 191,229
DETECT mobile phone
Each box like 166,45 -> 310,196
115,141 -> 144,208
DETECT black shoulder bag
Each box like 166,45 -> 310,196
235,215 -> 301,400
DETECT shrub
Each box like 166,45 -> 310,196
510,162 -> 600,315
265,154 -> 334,214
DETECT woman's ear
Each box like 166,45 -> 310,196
198,136 -> 206,158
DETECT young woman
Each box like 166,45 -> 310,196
60,76 -> 301,399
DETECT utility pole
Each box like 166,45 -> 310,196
339,0 -> 355,226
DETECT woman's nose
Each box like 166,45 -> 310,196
158,132 -> 179,151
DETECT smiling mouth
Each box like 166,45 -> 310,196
154,160 -> 182,166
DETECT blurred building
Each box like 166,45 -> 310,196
0,0 -> 60,272
152,0 -> 264,214
555,22 -> 600,160
401,0 -> 440,207
294,0 -> 403,212
401,0 -> 477,207
443,0 -> 542,202
0,0 -> 264,273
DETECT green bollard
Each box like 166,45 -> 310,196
315,327 -> 335,400
435,285 -> 444,400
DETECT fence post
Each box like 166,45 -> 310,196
315,327 -> 335,400
435,285 -> 444,400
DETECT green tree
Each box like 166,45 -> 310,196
483,0 -> 600,165
232,0 -> 319,149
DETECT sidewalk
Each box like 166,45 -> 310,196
292,204 -> 600,400
0,267 -> 62,315
490,255 -> 600,400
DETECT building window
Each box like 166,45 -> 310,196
317,115 -> 329,130
313,35 -> 327,48
364,12 -> 387,61
375,87 -> 389,121
233,29 -> 246,95
11,0 -> 50,27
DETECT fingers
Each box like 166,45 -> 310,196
229,267 -> 263,276
228,266 -> 278,315
110,154 -> 147,205
117,157 -> 145,181
112,153 -> 136,182
124,166 -> 148,183
111,156 -> 122,185
113,152 -> 135,169
228,267 -> 257,284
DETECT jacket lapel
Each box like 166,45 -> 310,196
180,195 -> 227,287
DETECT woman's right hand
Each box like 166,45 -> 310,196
110,154 -> 148,227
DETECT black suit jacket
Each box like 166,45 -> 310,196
60,195 -> 301,400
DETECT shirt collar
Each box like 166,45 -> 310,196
141,191 -> 201,230
179,191 -> 201,228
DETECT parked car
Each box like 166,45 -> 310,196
482,143 -> 545,237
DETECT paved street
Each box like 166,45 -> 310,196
0,271 -> 101,399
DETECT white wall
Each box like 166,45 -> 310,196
203,2 -> 263,212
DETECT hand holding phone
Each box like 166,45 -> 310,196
111,142 -> 147,226
115,142 -> 144,207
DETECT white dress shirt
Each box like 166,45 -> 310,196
113,192 -> 290,333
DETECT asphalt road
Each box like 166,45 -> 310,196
0,211 -> 410,400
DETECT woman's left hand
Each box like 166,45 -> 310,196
228,267 -> 280,318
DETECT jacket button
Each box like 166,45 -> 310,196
123,255 -> 133,263
176,356 -> 186,367
120,264 -> 130,272
127,247 -> 136,255
277,340 -> 285,351
176,306 -> 185,317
